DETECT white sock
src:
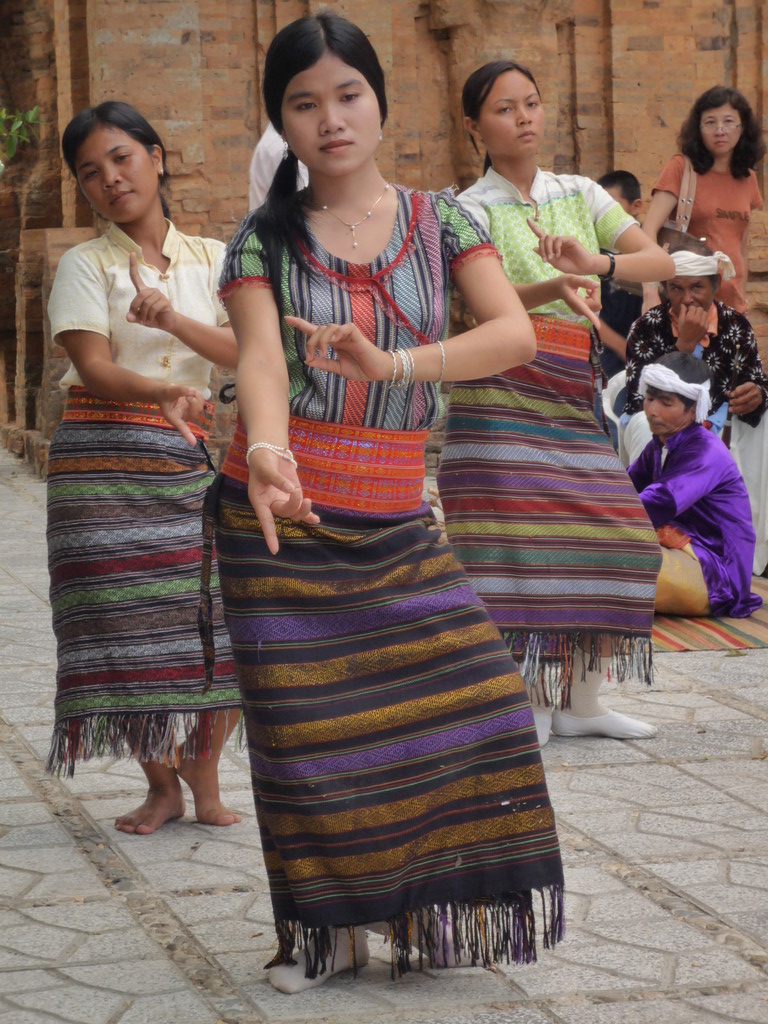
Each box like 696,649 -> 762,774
552,647 -> 656,739
268,928 -> 370,994
532,707 -> 552,747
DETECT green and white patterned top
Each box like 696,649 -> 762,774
459,167 -> 636,326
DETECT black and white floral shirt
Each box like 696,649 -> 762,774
625,301 -> 768,428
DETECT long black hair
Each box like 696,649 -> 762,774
61,101 -> 171,217
256,12 -> 387,294
461,60 -> 541,173
678,85 -> 765,178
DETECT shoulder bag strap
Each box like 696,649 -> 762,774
675,156 -> 697,232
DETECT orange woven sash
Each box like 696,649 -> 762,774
530,315 -> 592,361
61,387 -> 214,439
222,415 -> 428,513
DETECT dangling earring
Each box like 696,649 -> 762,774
379,131 -> 383,142
282,138 -> 290,160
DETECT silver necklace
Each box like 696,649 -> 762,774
320,183 -> 390,249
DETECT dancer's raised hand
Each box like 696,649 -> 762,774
126,253 -> 178,332
287,316 -> 393,381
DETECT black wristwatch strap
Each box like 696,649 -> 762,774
598,252 -> 616,281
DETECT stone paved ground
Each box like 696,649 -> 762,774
1,445 -> 767,1024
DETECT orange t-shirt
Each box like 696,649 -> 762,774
653,153 -> 762,312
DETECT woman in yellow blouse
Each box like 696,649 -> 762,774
46,101 -> 241,835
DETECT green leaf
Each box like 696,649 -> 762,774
6,135 -> 17,158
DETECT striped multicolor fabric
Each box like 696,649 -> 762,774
438,319 -> 662,698
218,187 -> 497,433
211,475 -> 564,976
653,577 -> 768,652
46,396 -> 240,777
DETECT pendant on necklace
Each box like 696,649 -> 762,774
321,182 -> 390,251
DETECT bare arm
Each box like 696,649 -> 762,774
515,274 -> 601,327
528,220 -> 675,284
641,191 -> 677,311
642,190 -> 677,242
439,252 -> 537,376
59,329 -> 204,445
741,224 -> 750,283
224,285 -> 318,553
162,316 -> 238,369
597,319 -> 627,361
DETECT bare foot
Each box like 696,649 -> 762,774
114,785 -> 186,835
177,756 -> 241,827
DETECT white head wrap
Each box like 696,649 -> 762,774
639,363 -> 711,423
670,248 -> 735,281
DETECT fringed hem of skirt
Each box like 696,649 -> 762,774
503,630 -> 654,708
265,885 -> 565,981
46,708 -> 243,778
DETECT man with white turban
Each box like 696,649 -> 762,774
621,246 -> 768,464
629,351 -> 761,618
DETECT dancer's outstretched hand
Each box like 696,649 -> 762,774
527,218 -> 602,277
287,316 -> 392,382
157,385 -> 204,446
550,274 -> 602,329
126,253 -> 178,332
246,447 -> 318,555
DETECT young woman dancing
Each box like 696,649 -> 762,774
437,60 -> 675,745
46,102 -> 241,834
203,13 -> 564,994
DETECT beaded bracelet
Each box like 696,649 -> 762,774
245,441 -> 297,467
436,339 -> 446,385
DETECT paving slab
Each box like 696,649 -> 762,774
1,445 -> 768,1024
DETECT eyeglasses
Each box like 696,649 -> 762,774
700,118 -> 742,133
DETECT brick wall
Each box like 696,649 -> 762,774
3,0 -> 768,472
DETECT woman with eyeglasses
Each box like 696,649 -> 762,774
643,86 -> 765,313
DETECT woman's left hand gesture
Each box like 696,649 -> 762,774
550,274 -> 602,328
126,252 -> 179,333
155,384 -> 205,446
527,218 -> 602,277
286,315 -> 392,381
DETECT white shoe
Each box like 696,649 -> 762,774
268,929 -> 369,993
552,708 -> 657,739
532,708 -> 552,747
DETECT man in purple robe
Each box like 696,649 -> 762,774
629,351 -> 761,618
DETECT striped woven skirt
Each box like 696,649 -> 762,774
208,458 -> 564,977
46,390 -> 240,777
437,317 -> 662,699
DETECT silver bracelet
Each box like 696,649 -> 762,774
394,348 -> 413,390
245,441 -> 297,467
436,339 -> 446,385
405,348 -> 415,387
400,349 -> 410,390
390,349 -> 398,386
397,348 -> 409,387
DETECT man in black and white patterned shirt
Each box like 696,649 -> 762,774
622,247 -> 768,463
